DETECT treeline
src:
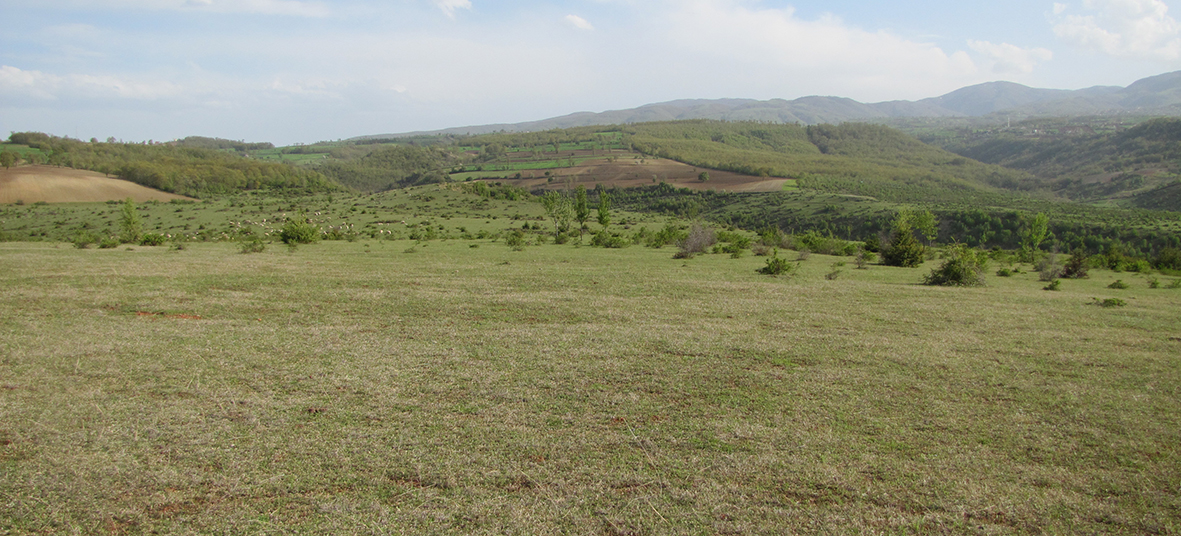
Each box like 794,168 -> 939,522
606,183 -> 1181,257
314,145 -> 465,192
620,121 -> 1040,203
173,136 -> 274,152
8,132 -> 335,197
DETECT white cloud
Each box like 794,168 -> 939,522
967,40 -> 1054,74
565,14 -> 594,30
431,0 -> 471,18
1052,0 -> 1181,59
33,0 -> 331,17
648,0 -> 980,101
0,65 -> 183,103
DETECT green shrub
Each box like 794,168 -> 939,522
239,236 -> 267,254
590,230 -> 629,248
1168,279 -> 1181,289
1108,280 -> 1130,289
1094,297 -> 1126,307
1043,279 -> 1061,291
757,249 -> 797,276
996,268 -> 1013,277
72,230 -> 99,249
139,233 -> 167,246
98,237 -> 120,249
279,218 -> 320,245
854,248 -> 875,269
923,244 -> 987,287
1148,278 -> 1160,289
504,229 -> 526,251
649,223 -> 686,248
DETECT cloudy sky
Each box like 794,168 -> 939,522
3,0 -> 1181,145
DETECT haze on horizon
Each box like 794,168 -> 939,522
4,0 -> 1181,146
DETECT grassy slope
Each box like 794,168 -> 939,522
1,240 -> 1178,534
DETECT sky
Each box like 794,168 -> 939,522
3,0 -> 1181,145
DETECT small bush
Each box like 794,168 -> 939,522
825,262 -> 842,280
796,249 -> 811,261
1148,278 -> 1160,289
239,237 -> 267,254
1107,279 -> 1130,289
1168,279 -> 1181,289
1036,251 -> 1063,281
649,224 -> 686,248
72,231 -> 98,249
1043,279 -> 1061,291
98,237 -> 120,249
504,230 -> 526,251
1094,297 -> 1126,307
854,249 -> 875,269
554,232 -> 570,245
279,218 -> 319,245
676,224 -> 716,259
996,268 -> 1013,277
1061,248 -> 1089,279
757,250 -> 797,276
590,230 -> 629,248
139,233 -> 168,246
923,244 -> 987,287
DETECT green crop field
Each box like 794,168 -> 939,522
2,235 -> 1179,534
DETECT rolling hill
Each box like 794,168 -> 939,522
356,71 -> 1181,139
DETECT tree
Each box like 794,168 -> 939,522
881,209 -> 925,267
1021,212 -> 1050,261
698,171 -> 710,182
119,198 -> 143,244
597,192 -> 611,228
541,190 -> 572,238
0,151 -> 17,169
573,184 -> 590,237
913,209 -> 938,245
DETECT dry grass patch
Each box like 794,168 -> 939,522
1,242 -> 1178,534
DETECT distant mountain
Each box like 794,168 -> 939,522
355,71 -> 1181,140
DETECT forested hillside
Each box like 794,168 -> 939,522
7,133 -> 335,198
931,117 -> 1181,210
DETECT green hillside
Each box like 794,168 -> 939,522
930,117 -> 1181,210
621,121 -> 1040,203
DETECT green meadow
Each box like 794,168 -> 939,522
2,235 -> 1179,534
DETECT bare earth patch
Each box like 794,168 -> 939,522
0,165 -> 194,203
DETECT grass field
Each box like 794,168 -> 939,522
2,239 -> 1179,534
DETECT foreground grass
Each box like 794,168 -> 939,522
1,241 -> 1179,534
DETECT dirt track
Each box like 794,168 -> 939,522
485,157 -> 789,192
0,166 -> 194,203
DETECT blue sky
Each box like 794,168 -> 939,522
3,0 -> 1181,145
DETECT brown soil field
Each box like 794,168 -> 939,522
487,156 -> 790,192
0,166 -> 195,203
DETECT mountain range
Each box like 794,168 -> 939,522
357,71 -> 1181,140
